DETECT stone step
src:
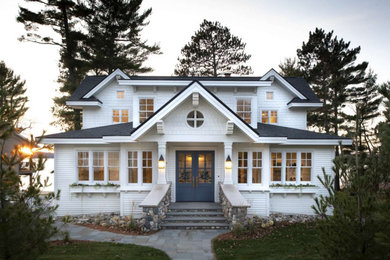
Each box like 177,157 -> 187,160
160,222 -> 230,230
167,211 -> 224,217
168,202 -> 222,211
164,216 -> 227,223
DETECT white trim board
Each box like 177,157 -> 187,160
84,69 -> 130,98
261,69 -> 307,99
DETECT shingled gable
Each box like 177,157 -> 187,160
129,80 -> 260,141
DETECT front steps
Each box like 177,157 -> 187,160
161,202 -> 229,230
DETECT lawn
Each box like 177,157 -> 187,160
213,222 -> 320,260
39,241 -> 169,260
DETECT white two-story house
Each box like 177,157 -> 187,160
43,68 -> 351,219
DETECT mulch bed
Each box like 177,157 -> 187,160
74,223 -> 158,236
214,221 -> 303,241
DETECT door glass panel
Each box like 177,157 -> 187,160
178,153 -> 192,183
198,153 -> 212,184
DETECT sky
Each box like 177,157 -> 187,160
0,0 -> 389,136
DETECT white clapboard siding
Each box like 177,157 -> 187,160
54,144 -> 120,216
120,191 -> 149,218
241,191 -> 270,216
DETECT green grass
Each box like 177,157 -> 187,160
39,241 -> 169,260
213,222 -> 320,260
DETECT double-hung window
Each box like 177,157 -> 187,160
301,152 -> 312,181
139,98 -> 154,123
93,152 -> 104,181
117,90 -> 124,99
261,110 -> 277,124
113,109 -> 129,123
238,152 -> 248,183
237,99 -> 251,124
127,151 -> 153,184
108,152 -> 119,181
128,151 -> 138,183
286,152 -> 297,182
78,152 -> 89,181
252,152 -> 262,183
271,152 -> 282,182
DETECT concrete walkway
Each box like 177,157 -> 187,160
55,222 -> 228,260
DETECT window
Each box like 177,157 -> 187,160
121,109 -> 128,123
128,151 -> 138,183
113,109 -> 120,123
238,152 -> 248,183
108,152 -> 119,181
286,152 -> 297,181
252,152 -> 262,183
142,151 -> 152,183
301,152 -> 312,181
139,98 -> 154,123
93,152 -> 104,181
266,92 -> 274,100
261,110 -> 277,124
237,99 -> 251,123
77,152 -> 89,181
117,91 -> 124,99
271,152 -> 282,181
187,110 -> 204,128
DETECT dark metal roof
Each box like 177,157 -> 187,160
43,122 -> 134,139
254,123 -> 349,139
68,74 -> 320,105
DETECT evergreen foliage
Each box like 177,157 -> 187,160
278,57 -> 304,77
297,28 -> 368,135
174,19 -> 252,76
80,0 -> 161,75
17,0 -> 87,131
0,62 -> 58,259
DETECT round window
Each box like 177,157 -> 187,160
187,110 -> 204,128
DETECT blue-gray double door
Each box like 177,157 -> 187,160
176,151 -> 214,202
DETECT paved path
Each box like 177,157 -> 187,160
55,222 -> 227,260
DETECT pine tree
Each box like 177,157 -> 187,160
278,57 -> 303,77
0,61 -> 28,140
0,62 -> 58,259
17,0 -> 87,130
174,20 -> 252,76
80,0 -> 161,75
297,28 -> 368,135
343,71 -> 382,153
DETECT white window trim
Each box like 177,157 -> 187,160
126,150 -> 154,186
75,150 -> 120,185
138,97 -> 155,123
236,149 -> 265,187
266,91 -> 274,100
116,90 -> 125,99
261,109 -> 278,124
112,109 -> 129,124
270,150 -> 314,185
235,97 -> 253,124
186,110 -> 205,129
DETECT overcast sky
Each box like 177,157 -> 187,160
0,0 -> 389,136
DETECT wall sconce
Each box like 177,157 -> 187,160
225,155 -> 232,169
158,155 -> 166,169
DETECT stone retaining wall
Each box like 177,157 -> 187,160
219,185 -> 248,229
139,185 -> 171,231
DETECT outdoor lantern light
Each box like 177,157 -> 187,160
225,155 -> 232,169
158,155 -> 166,169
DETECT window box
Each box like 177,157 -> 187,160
69,184 -> 120,196
270,184 -> 318,197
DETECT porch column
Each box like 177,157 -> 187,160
223,142 -> 233,184
157,141 -> 167,184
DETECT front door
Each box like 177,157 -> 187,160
176,151 -> 214,202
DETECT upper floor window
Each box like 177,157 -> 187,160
237,99 -> 251,124
113,109 -> 128,123
117,90 -> 124,99
187,110 -> 204,128
261,110 -> 277,124
139,98 -> 154,123
301,152 -> 312,181
266,92 -> 274,100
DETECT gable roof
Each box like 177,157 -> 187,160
67,69 -> 321,105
